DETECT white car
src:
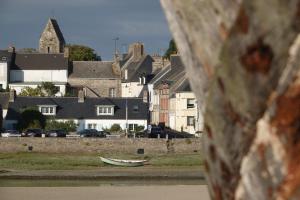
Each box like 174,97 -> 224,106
1,130 -> 21,137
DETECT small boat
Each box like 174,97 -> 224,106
100,157 -> 147,167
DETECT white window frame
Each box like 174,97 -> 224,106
97,106 -> 114,116
109,88 -> 116,97
87,123 -> 97,129
39,105 -> 57,116
187,98 -> 195,109
187,116 -> 195,126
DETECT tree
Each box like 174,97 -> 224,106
17,108 -> 46,131
19,82 -> 58,97
45,120 -> 77,132
161,0 -> 300,199
164,39 -> 178,60
66,44 -> 99,61
109,124 -> 122,133
18,48 -> 37,53
19,86 -> 44,97
41,82 -> 59,96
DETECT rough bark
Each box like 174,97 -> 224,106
161,0 -> 300,199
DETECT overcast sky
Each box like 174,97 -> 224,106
0,0 -> 172,60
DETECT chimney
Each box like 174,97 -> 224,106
9,90 -> 16,102
64,47 -> 69,58
129,43 -> 144,61
8,46 -> 15,53
78,90 -> 85,103
143,90 -> 148,103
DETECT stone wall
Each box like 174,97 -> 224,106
68,78 -> 121,97
0,138 -> 202,154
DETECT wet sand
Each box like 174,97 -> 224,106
0,185 -> 209,200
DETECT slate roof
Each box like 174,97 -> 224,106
11,53 -> 68,70
149,65 -> 171,85
121,55 -> 154,82
6,97 -> 148,120
0,50 -> 12,63
48,18 -> 66,45
0,93 -> 10,109
69,61 -> 119,79
153,55 -> 185,88
175,79 -> 192,92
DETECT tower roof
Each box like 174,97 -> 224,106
47,18 -> 65,44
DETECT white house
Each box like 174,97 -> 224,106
8,52 -> 68,96
0,50 -> 13,90
3,91 -> 148,132
120,43 -> 154,98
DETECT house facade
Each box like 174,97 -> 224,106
68,61 -> 121,97
3,91 -> 148,132
120,43 -> 154,98
9,52 -> 68,96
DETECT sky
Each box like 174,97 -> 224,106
0,0 -> 172,60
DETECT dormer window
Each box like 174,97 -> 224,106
1,57 -> 7,61
39,105 -> 57,115
133,105 -> 139,112
97,106 -> 114,116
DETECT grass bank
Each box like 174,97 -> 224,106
0,152 -> 203,170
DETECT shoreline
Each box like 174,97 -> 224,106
0,167 -> 206,186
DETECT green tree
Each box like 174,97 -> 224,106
19,86 -> 44,97
18,48 -> 37,53
164,39 -> 178,60
45,120 -> 77,132
19,82 -> 59,97
66,44 -> 99,61
41,82 -> 59,96
17,108 -> 46,131
109,124 -> 122,133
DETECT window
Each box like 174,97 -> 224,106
97,106 -> 114,115
109,88 -> 116,97
88,123 -> 97,129
129,124 -> 138,131
133,105 -> 139,112
47,47 -> 50,53
39,106 -> 56,115
187,98 -> 195,108
1,57 -> 7,61
187,116 -> 195,126
125,69 -> 128,80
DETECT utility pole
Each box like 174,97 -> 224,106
112,37 -> 119,57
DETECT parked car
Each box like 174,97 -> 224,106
22,129 -> 43,137
1,130 -> 21,137
77,129 -> 105,138
148,126 -> 164,138
45,129 -> 67,137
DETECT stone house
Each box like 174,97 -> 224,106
68,61 -> 121,97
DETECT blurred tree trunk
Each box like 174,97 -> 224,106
161,0 -> 300,199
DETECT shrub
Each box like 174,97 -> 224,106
45,120 -> 77,132
110,124 -> 122,133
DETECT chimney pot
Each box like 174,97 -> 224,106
9,90 -> 16,102
78,90 -> 85,103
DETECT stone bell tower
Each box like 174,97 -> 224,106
39,18 -> 65,53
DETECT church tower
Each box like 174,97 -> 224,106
39,18 -> 65,53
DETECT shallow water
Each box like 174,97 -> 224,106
0,178 -> 206,187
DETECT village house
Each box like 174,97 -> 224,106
120,43 -> 154,98
68,61 -> 121,97
148,55 -> 203,135
2,90 -> 148,132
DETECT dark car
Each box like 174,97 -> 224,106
78,129 -> 104,137
148,126 -> 165,138
45,129 -> 67,137
22,129 -> 43,137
